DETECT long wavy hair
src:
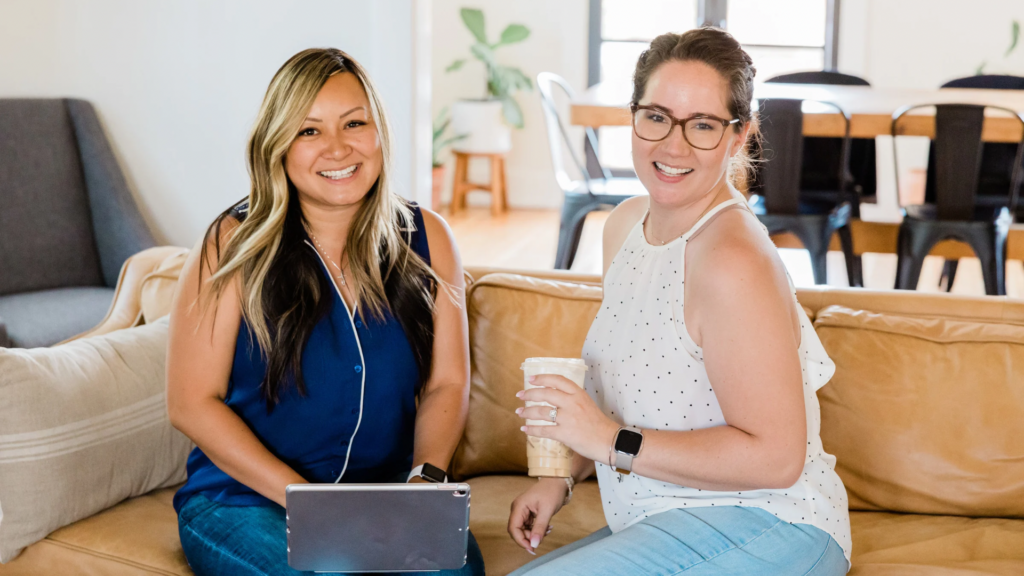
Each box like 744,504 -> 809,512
199,48 -> 439,406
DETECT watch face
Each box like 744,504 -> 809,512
420,463 -> 447,483
614,429 -> 643,455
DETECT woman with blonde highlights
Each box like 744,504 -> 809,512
166,48 -> 485,575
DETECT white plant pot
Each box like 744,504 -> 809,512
450,99 -> 512,154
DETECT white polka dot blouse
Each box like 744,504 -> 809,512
582,198 -> 852,564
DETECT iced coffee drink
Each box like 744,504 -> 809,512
520,357 -> 588,478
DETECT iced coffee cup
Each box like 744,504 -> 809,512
520,357 -> 588,478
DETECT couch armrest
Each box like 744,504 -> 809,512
65,246 -> 189,343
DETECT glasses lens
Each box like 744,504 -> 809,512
633,109 -> 672,141
684,117 -> 726,150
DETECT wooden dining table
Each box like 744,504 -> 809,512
571,82 -> 1024,261
571,82 -> 1024,141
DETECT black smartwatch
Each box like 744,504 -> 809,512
408,463 -> 447,483
611,427 -> 644,475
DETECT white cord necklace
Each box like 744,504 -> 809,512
308,232 -> 347,286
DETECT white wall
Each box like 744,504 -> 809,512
432,0 -> 590,209
840,0 -> 1024,89
0,0 -> 429,247
836,1 -> 1024,220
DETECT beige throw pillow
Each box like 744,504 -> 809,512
0,318 -> 191,562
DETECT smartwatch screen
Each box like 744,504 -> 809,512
614,429 -> 643,455
420,463 -> 447,483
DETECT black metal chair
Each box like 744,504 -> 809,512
892,103 -> 1024,295
767,71 -> 871,86
537,72 -> 647,269
928,75 -> 1024,290
766,71 -> 877,215
751,98 -> 860,286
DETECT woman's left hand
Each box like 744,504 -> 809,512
516,375 -> 620,463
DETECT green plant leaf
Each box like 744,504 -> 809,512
1007,20 -> 1020,56
496,24 -> 530,47
504,67 -> 534,91
440,134 -> 469,148
460,8 -> 487,44
470,42 -> 497,66
446,59 -> 466,73
502,97 -> 524,129
976,61 -> 987,75
433,133 -> 468,167
433,118 -> 450,141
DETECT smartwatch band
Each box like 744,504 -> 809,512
407,463 -> 447,483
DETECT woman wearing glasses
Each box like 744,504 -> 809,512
507,28 -> 851,575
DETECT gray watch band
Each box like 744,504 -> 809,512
612,426 -> 643,474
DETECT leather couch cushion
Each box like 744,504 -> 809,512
0,486 -> 191,576
467,475 -> 606,576
796,286 -> 1024,327
849,511 -> 1024,575
815,305 -> 1024,518
452,273 -> 602,480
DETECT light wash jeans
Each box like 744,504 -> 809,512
509,506 -> 848,576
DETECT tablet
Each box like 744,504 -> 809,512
286,483 -> 471,573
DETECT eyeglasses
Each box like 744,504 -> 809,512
630,104 -> 740,150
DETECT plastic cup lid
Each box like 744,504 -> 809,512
520,357 -> 587,370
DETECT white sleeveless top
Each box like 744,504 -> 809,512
582,198 -> 852,563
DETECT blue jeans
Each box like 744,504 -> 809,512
509,506 -> 848,576
178,493 -> 485,576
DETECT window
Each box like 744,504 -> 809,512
726,0 -> 828,81
590,0 -> 839,170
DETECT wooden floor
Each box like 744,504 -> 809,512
443,207 -> 1024,298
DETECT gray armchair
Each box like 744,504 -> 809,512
0,99 -> 155,348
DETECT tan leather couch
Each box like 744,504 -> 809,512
3,247 -> 1023,575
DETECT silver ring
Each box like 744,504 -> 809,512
549,407 -> 558,423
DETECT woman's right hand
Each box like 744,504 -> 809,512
507,477 -> 568,554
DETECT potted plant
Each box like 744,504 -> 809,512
446,7 -> 532,154
431,107 -> 467,210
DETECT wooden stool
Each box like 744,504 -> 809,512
451,151 -> 507,215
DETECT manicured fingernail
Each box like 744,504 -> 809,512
520,426 -> 527,432
515,407 -> 523,415
528,376 -> 537,382
527,549 -> 536,555
516,391 -> 523,398
530,535 -> 540,549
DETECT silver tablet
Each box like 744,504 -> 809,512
286,483 -> 471,573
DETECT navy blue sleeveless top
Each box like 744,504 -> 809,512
173,204 -> 430,513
